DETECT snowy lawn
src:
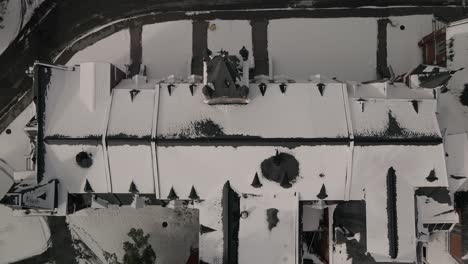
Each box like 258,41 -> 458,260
67,206 -> 199,264
0,205 -> 50,263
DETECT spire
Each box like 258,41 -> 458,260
200,224 -> 216,234
426,169 -> 438,182
251,172 -> 263,188
239,46 -> 249,61
167,84 -> 175,96
129,89 -> 140,102
84,179 -> 94,193
37,193 -> 47,200
411,100 -> 419,113
279,83 -> 287,94
317,83 -> 326,96
129,181 -> 139,193
189,84 -> 196,96
167,187 -> 179,200
259,83 -> 267,96
188,186 -> 200,200
317,184 -> 328,200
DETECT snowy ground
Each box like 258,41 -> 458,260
67,205 -> 199,264
0,103 -> 34,172
0,0 -> 44,54
0,205 -> 50,263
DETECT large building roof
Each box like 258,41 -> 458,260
33,62 -> 454,262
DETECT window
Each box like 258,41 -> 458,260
423,223 -> 453,232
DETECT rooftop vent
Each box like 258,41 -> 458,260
129,89 -> 140,102
76,152 -> 93,168
188,186 -> 200,200
129,181 -> 139,193
167,187 -> 179,200
251,172 -> 263,188
84,179 -> 94,193
317,184 -> 328,200
317,83 -> 326,96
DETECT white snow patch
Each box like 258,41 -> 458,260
108,144 -> 155,193
67,206 -> 198,264
142,21 -> 192,79
444,133 -> 468,192
0,205 -> 50,263
157,82 -> 349,139
157,145 -> 348,200
425,232 -> 459,264
437,92 -> 468,135
349,98 -> 440,138
331,242 -> 352,264
107,88 -> 156,137
238,193 -> 297,263
66,30 -> 130,70
268,18 -> 377,82
43,143 -> 109,193
197,194 -> 223,263
446,21 -> 468,94
352,144 -> 449,262
44,66 -> 110,138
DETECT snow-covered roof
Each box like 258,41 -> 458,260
351,144 -> 449,262
416,195 -> 458,224
349,98 -> 441,140
107,88 -> 158,138
437,92 -> 468,135
238,193 -> 297,263
348,81 -> 435,100
157,145 -> 348,200
156,82 -> 349,139
107,144 -> 156,193
42,143 -> 109,193
43,64 -> 111,138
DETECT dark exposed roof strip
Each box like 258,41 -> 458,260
43,135 -> 443,147
222,181 -> 239,264
386,167 -> 398,259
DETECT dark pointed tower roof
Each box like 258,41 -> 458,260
317,184 -> 328,200
129,181 -> 139,193
167,187 -> 179,200
84,179 -> 94,193
317,83 -> 326,96
411,100 -> 419,113
189,185 -> 200,200
200,224 -> 216,234
251,172 -> 263,188
426,169 -> 438,182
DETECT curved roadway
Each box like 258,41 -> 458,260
0,0 -> 467,133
